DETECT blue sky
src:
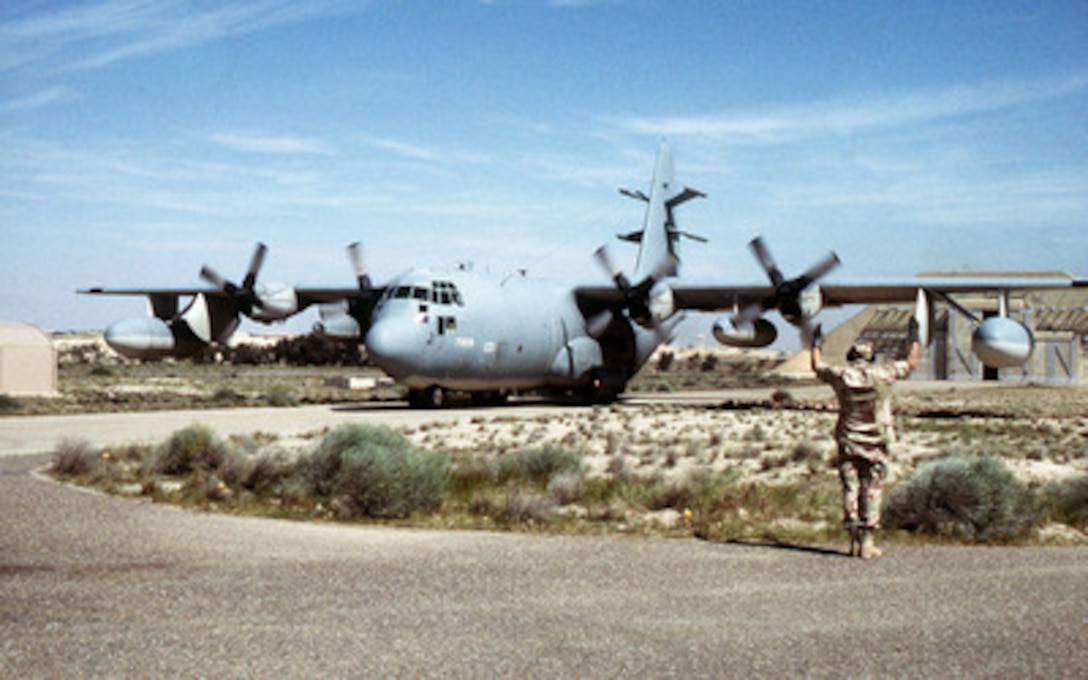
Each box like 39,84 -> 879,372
2,0 -> 1086,340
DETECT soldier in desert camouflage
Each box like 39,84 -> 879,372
811,321 -> 920,559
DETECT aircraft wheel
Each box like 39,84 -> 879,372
407,388 -> 444,409
424,386 -> 445,409
577,372 -> 621,405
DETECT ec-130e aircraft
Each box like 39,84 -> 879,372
83,142 -> 1086,407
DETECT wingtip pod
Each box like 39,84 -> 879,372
972,317 -> 1035,368
103,317 -> 178,359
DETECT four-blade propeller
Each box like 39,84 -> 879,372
346,242 -> 381,329
736,236 -> 840,341
200,242 -> 268,315
593,245 -> 676,328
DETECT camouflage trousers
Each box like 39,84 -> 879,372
837,444 -> 888,530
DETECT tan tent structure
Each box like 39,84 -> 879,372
0,322 -> 57,396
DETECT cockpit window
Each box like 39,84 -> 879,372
432,280 -> 464,306
393,286 -> 412,299
413,287 -> 430,301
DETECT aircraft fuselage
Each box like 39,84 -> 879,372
363,268 -> 659,401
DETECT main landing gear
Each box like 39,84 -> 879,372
407,386 -> 446,409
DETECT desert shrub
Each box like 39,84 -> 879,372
502,487 -> 557,524
884,455 -> 1036,542
448,458 -> 497,499
145,424 -> 230,476
497,445 -> 584,485
51,438 -> 99,476
655,350 -> 675,372
305,424 -> 409,494
790,440 -> 824,464
264,389 -> 300,407
1049,475 -> 1088,529
212,388 -> 245,404
302,424 -> 449,519
771,389 -> 794,407
547,471 -> 585,505
651,469 -> 733,512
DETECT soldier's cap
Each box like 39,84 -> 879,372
847,341 -> 874,363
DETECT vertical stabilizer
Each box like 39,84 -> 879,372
623,141 -> 706,281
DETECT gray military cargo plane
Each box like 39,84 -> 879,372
82,142 -> 1086,407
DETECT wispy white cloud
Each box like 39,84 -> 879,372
356,134 -> 438,162
0,0 -> 356,74
2,86 -> 72,111
208,131 -> 335,156
610,72 -> 1088,145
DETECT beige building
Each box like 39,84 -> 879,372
0,322 -> 57,396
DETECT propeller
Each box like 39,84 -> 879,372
593,245 -> 677,329
200,242 -> 268,316
345,242 -> 381,332
347,241 -> 371,293
737,237 -> 840,341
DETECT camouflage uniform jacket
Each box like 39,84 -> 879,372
815,359 -> 913,461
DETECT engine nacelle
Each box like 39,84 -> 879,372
647,280 -> 676,325
550,336 -> 603,380
313,313 -> 363,342
249,283 -> 300,323
104,317 -> 201,360
794,284 -> 824,324
972,317 -> 1035,368
712,316 -> 778,348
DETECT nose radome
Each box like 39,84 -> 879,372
364,320 -> 415,379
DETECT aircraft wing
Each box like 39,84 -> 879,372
80,285 -> 363,303
662,274 -> 1088,311
294,286 -> 370,305
81,286 -> 221,297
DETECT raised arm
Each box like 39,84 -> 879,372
904,317 -> 921,372
810,324 -> 825,373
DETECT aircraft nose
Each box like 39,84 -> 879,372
365,320 -> 416,379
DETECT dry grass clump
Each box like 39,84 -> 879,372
51,437 -> 101,477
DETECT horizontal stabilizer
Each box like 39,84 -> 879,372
666,187 -> 706,209
676,230 -> 709,244
617,228 -> 708,245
